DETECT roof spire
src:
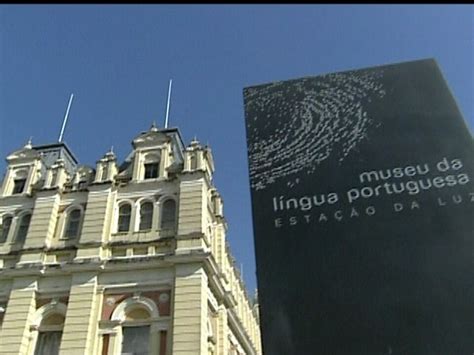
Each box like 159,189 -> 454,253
150,121 -> 158,132
190,135 -> 200,147
25,136 -> 33,149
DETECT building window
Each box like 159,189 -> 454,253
12,178 -> 26,194
121,325 -> 150,355
0,303 -> 6,327
33,312 -> 65,355
108,296 -> 163,355
160,199 -> 176,230
119,303 -> 154,355
118,204 -> 132,232
77,180 -> 87,190
101,165 -> 109,181
190,155 -> 197,170
15,213 -> 31,243
142,152 -> 161,180
50,171 -> 58,187
144,163 -> 159,179
34,331 -> 62,355
64,209 -> 82,239
139,202 -> 153,231
0,216 -> 12,243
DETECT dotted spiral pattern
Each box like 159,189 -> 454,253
245,69 -> 386,191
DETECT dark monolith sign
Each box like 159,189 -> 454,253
243,59 -> 474,354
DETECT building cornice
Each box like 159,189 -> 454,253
228,307 -> 259,355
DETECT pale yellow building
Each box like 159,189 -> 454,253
0,124 -> 262,355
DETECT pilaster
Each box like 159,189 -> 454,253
172,263 -> 208,354
177,178 -> 206,237
59,272 -> 100,355
23,192 -> 60,250
217,305 -> 229,354
77,186 -> 115,259
0,278 -> 37,355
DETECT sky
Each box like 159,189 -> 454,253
1,5 -> 473,294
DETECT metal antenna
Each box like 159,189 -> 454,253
58,93 -> 74,142
164,79 -> 173,129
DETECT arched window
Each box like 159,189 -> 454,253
77,179 -> 87,190
15,213 -> 31,243
32,303 -> 66,355
160,199 -> 176,230
190,154 -> 197,170
139,202 -> 153,231
64,209 -> 82,239
34,313 -> 64,355
118,204 -> 132,232
121,305 -> 152,355
101,165 -> 109,181
0,216 -> 13,243
50,170 -> 58,187
110,296 -> 160,355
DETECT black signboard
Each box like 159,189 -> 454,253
243,59 -> 474,354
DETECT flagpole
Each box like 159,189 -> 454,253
164,80 -> 172,128
58,93 -> 74,142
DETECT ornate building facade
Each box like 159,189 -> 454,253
0,125 -> 261,355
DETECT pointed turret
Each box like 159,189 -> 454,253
94,147 -> 118,183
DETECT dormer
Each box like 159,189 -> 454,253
94,148 -> 118,183
73,165 -> 94,190
130,123 -> 172,182
44,158 -> 69,190
0,139 -> 43,197
183,138 -> 215,181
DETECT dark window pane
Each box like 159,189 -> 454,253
161,200 -> 176,230
34,331 -> 62,355
13,179 -> 26,194
101,165 -> 109,181
65,209 -> 81,238
1,216 -> 12,243
144,163 -> 159,179
139,202 -> 153,230
50,171 -> 58,186
121,326 -> 150,355
118,204 -> 131,232
190,155 -> 197,170
78,181 -> 87,190
16,214 -> 31,242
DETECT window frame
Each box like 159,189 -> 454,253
190,154 -> 197,170
63,208 -> 82,240
12,178 -> 27,194
108,295 -> 167,355
120,324 -> 151,355
139,201 -> 154,231
77,180 -> 88,190
0,215 -> 13,243
160,198 -> 177,231
142,152 -> 161,180
101,164 -> 109,181
14,212 -> 32,243
144,163 -> 159,180
117,203 -> 132,233
30,302 -> 67,355
50,170 -> 58,187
